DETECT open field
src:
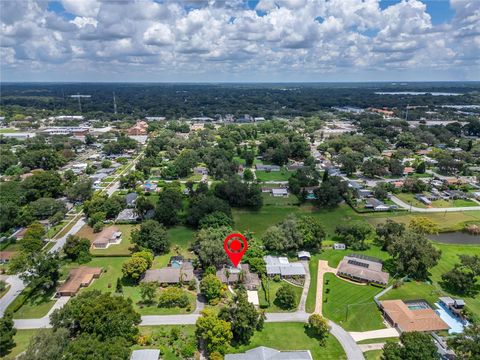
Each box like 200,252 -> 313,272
258,279 -> 303,312
255,169 -> 293,182
229,322 -> 346,360
262,192 -> 301,206
322,273 -> 385,332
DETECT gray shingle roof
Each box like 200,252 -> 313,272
225,346 -> 312,360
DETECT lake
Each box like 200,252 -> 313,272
429,232 -> 480,245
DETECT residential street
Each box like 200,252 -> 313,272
0,275 -> 25,318
390,195 -> 480,212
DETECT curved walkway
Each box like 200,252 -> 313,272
390,195 -> 480,213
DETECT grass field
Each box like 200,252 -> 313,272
88,224 -> 137,256
255,169 -> 293,182
12,287 -> 56,319
258,279 -> 303,312
229,322 -> 346,360
364,349 -> 383,360
262,193 -> 300,206
2,329 -> 44,360
152,226 -> 195,268
322,273 -> 385,331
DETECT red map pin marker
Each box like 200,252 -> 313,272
224,233 -> 248,267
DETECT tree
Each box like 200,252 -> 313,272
20,252 -> 61,294
409,217 -> 439,235
131,220 -> 169,255
200,274 -> 223,305
448,323 -> 480,360
0,312 -> 16,356
441,255 -> 480,295
199,211 -> 234,229
66,176 -> 94,202
132,250 -> 154,268
134,196 -> 155,219
18,328 -> 69,360
63,334 -> 130,360
416,161 -> 426,174
195,226 -> 231,268
122,256 -> 149,281
25,197 -> 67,221
22,171 -> 63,202
297,216 -> 326,251
21,221 -> 46,253
219,291 -> 265,345
195,309 -> 232,355
362,158 -> 387,178
158,287 -> 190,308
155,187 -> 183,226
389,158 -> 405,176
139,282 -> 157,305
335,223 -> 373,250
314,177 -> 348,208
387,231 -> 441,280
64,235 -> 91,263
307,314 -> 330,345
214,176 -> 263,209
186,194 -> 232,228
275,284 -> 296,310
375,220 -> 405,251
382,332 -> 439,360
373,182 -> 391,200
243,168 -> 254,181
50,290 -> 141,341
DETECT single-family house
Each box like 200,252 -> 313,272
403,167 -> 415,175
415,194 -> 432,205
193,166 -> 209,175
130,349 -> 160,360
0,251 -> 16,264
379,300 -> 450,333
143,182 -> 158,192
333,243 -> 346,250
255,164 -> 281,172
57,267 -> 102,296
357,189 -> 373,198
365,198 -> 390,212
125,193 -> 138,207
264,256 -> 306,278
225,346 -> 313,360
116,209 -> 139,222
337,254 -> 389,286
142,262 -> 194,284
92,226 -> 122,249
216,264 -> 260,290
271,188 -> 289,197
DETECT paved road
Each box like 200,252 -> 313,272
49,217 -> 86,254
297,261 -> 310,312
0,275 -> 25,317
390,195 -> 480,213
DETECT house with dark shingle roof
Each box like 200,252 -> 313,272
225,346 -> 312,360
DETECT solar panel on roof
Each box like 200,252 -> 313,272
347,259 -> 369,268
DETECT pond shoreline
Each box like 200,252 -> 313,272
429,232 -> 480,245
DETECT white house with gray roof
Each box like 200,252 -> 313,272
226,346 -> 312,360
264,256 -> 306,278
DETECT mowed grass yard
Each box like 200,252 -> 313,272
75,224 -> 137,256
255,169 -> 293,182
229,323 -> 346,360
12,287 -> 57,319
305,246 -> 389,314
152,226 -> 195,268
2,329 -> 45,360
258,279 -> 303,312
322,273 -> 385,332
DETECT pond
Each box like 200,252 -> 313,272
429,232 -> 480,245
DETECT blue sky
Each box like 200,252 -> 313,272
1,0 -> 478,82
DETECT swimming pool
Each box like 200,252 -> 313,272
434,302 -> 468,334
406,300 -> 430,310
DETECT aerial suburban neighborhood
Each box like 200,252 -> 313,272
1,1 -> 480,360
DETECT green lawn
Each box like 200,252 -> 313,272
322,273 -> 385,332
0,283 -> 11,299
228,323 -> 346,360
233,206 -> 302,236
152,226 -> 195,268
89,224 -> 137,256
46,221 -> 67,238
72,257 -> 127,293
357,337 -> 398,344
262,193 -> 300,206
123,285 -> 197,315
255,169 -> 293,182
364,349 -> 383,360
13,287 -> 56,319
2,329 -> 44,360
306,246 -> 390,313
258,279 -> 303,312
